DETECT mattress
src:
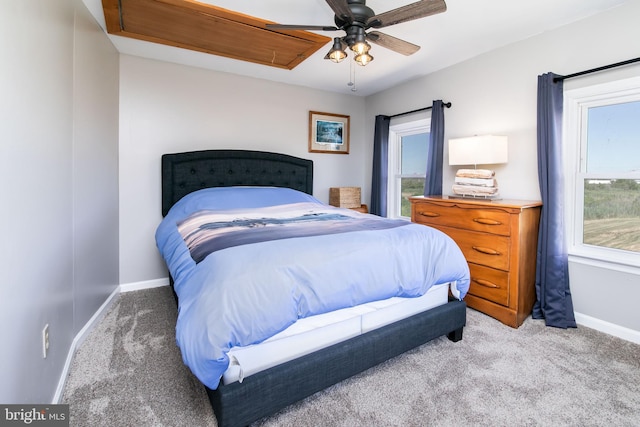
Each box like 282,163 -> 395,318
222,282 -> 451,385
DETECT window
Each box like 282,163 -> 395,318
564,76 -> 640,268
388,118 -> 430,219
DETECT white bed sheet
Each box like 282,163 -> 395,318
222,282 -> 451,385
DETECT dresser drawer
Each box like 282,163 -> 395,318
413,202 -> 511,236
438,226 -> 510,271
468,263 -> 509,306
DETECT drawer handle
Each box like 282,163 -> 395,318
474,278 -> 499,289
419,211 -> 440,218
472,246 -> 501,256
473,218 -> 502,226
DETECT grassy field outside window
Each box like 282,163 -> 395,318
583,179 -> 640,252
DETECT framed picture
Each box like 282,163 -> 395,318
308,111 -> 350,154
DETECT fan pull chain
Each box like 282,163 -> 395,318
348,59 -> 357,92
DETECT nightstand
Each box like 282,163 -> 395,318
410,196 -> 542,328
329,187 -> 364,212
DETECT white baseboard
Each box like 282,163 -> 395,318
53,286 -> 120,403
574,312 -> 640,345
120,277 -> 169,293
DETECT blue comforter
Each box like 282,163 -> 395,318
156,187 -> 470,390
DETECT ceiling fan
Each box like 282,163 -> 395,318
266,0 -> 447,66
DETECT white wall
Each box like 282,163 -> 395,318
72,1 -> 120,331
366,1 -> 640,336
0,0 -> 119,403
118,56 -> 367,284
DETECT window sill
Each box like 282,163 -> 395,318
568,252 -> 640,276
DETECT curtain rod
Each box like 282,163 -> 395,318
389,101 -> 452,119
553,57 -> 640,82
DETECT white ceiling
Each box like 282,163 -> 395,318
82,0 -> 627,97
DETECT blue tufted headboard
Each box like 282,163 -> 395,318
161,150 -> 314,216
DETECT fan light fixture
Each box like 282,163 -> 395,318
327,38 -> 347,63
350,33 -> 370,55
354,52 -> 373,66
324,28 -> 374,66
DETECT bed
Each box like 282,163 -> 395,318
156,149 -> 469,427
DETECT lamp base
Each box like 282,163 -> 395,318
447,193 -> 502,201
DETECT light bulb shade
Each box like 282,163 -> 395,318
325,38 -> 347,63
351,41 -> 370,55
354,52 -> 373,66
448,135 -> 508,166
328,49 -> 347,63
351,39 -> 370,56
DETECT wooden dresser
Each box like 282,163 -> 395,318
410,196 -> 542,328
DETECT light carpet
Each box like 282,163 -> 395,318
62,286 -> 640,426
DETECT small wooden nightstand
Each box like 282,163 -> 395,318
350,204 -> 368,213
410,196 -> 542,328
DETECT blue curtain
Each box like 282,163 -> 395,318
370,115 -> 390,216
533,73 -> 576,328
424,100 -> 445,196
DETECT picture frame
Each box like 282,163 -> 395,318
308,111 -> 350,154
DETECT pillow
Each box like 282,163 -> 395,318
166,186 -> 322,221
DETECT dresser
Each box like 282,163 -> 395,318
410,196 -> 542,328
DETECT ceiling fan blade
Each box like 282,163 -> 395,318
266,24 -> 339,31
368,0 -> 446,28
367,31 -> 420,56
325,0 -> 353,22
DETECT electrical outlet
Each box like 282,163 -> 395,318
42,324 -> 49,358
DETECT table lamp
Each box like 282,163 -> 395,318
448,135 -> 508,199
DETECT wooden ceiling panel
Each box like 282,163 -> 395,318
102,0 -> 331,70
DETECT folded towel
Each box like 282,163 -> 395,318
455,168 -> 495,179
454,176 -> 498,187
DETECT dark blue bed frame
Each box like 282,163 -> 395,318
161,149 -> 466,427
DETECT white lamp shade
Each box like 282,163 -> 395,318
448,135 -> 508,166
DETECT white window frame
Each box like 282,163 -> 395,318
564,76 -> 640,271
388,117 -> 430,219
